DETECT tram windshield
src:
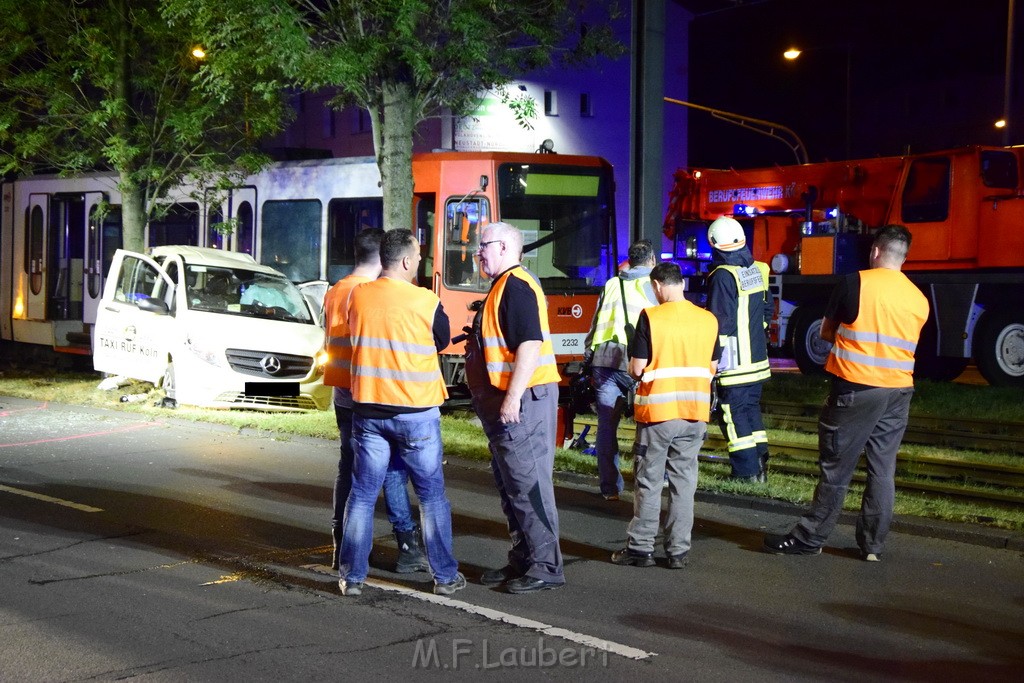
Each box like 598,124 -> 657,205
496,163 -> 615,293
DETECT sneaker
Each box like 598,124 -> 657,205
863,552 -> 881,562
434,572 -> 467,595
339,579 -> 363,596
762,533 -> 822,556
667,552 -> 689,569
610,548 -> 656,567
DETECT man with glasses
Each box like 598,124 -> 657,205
465,222 -> 566,594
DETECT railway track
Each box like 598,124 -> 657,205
570,415 -> 1024,509
761,400 -> 1024,454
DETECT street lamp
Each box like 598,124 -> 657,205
784,43 -> 852,158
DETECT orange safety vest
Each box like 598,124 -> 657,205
323,275 -> 371,389
633,300 -> 719,423
349,278 -> 448,407
825,268 -> 929,388
481,266 -> 561,390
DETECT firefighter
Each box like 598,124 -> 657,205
705,216 -> 773,481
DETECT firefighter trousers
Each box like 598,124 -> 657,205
716,381 -> 769,478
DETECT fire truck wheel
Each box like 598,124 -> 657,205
975,309 -> 1024,387
788,304 -> 830,375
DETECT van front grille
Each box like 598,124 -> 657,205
225,349 -> 313,379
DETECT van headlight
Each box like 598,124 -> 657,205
314,348 -> 329,376
186,336 -> 228,368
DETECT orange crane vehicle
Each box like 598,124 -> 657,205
663,144 -> 1024,387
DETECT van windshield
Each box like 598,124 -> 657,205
185,265 -> 314,324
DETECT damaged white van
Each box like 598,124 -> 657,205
93,246 -> 330,411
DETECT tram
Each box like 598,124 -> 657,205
0,151 -> 618,388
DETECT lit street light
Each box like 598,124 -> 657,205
784,43 -> 852,158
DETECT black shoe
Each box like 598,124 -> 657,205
666,552 -> 689,569
763,533 -> 822,555
610,548 -> 656,567
506,575 -> 564,594
480,565 -> 523,586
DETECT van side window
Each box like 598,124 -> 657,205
114,256 -> 161,305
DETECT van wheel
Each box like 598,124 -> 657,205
788,304 -> 830,375
975,309 -> 1024,387
161,360 -> 177,401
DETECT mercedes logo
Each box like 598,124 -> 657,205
260,355 -> 282,375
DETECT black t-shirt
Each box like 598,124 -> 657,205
494,267 -> 545,349
629,308 -> 722,365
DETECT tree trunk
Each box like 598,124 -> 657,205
377,80 -> 416,232
119,175 -> 147,253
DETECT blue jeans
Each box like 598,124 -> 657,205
339,408 -> 459,584
592,366 -> 631,496
333,404 -> 416,536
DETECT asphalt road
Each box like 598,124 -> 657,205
1,396 -> 1022,681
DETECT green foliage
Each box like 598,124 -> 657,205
0,0 -> 286,249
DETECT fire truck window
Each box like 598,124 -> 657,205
443,197 -> 489,291
901,158 -> 950,223
327,197 -> 383,283
980,151 -> 1018,189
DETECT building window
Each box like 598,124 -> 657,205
353,108 -> 371,134
580,92 -> 593,118
544,90 -> 558,116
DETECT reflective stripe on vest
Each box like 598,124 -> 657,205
349,278 -> 447,407
712,262 -> 771,386
589,276 -> 656,348
481,266 -> 561,390
825,268 -> 929,388
634,300 -> 719,423
323,275 -> 371,388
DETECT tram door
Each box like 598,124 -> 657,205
83,191 -> 110,325
25,194 -> 48,320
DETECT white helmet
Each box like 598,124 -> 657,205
708,216 -> 746,252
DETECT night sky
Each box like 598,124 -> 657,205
685,0 -> 1021,169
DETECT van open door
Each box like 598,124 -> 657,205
92,250 -> 175,384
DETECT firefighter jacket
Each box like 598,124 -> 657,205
323,274 -> 371,389
634,300 -> 719,424
481,266 -> 561,391
348,277 -> 447,408
825,268 -> 928,388
707,247 -> 772,387
584,266 -> 657,371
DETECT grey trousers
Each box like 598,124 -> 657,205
627,419 -> 705,556
473,382 -> 565,584
793,384 -> 914,554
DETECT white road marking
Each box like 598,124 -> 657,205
0,484 -> 103,512
302,563 -> 656,661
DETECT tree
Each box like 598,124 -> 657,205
0,0 -> 287,252
163,0 -> 624,232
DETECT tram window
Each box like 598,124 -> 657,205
28,205 -> 44,296
208,206 -> 225,250
149,203 -> 199,246
443,197 -> 489,291
236,201 -> 254,256
327,197 -> 382,283
416,193 -> 436,286
262,199 -> 321,282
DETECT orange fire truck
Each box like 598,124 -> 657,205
663,145 -> 1024,387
